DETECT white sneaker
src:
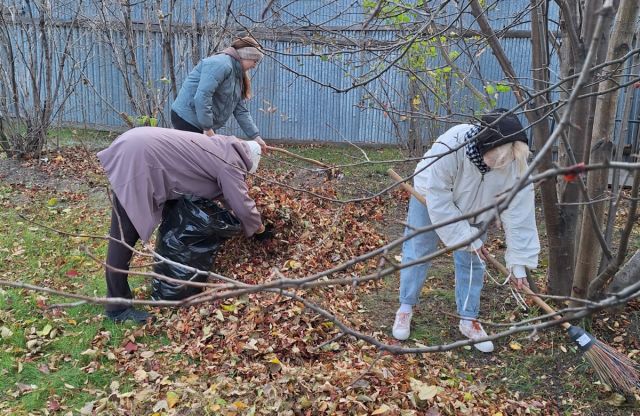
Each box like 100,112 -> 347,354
459,319 -> 494,353
392,311 -> 413,340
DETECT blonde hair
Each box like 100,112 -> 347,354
513,141 -> 530,174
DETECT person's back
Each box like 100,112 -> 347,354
98,127 -> 260,241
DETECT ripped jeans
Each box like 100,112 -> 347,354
399,196 -> 486,319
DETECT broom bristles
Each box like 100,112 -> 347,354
583,339 -> 640,394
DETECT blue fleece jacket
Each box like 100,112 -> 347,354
171,53 -> 259,139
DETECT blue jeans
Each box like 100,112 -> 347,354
399,197 -> 486,319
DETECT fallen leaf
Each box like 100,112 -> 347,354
80,349 -> 97,357
26,339 -> 40,350
124,341 -> 138,353
16,383 -> 36,394
232,401 -> 248,410
152,400 -> 168,413
134,368 -> 148,382
110,381 -> 120,392
47,399 -> 61,411
37,324 -> 53,337
410,378 -> 440,401
268,356 -> 281,365
372,404 -> 391,414
215,310 -> 224,321
606,393 -> 627,407
66,269 -> 79,277
509,341 -> 522,351
284,259 -> 302,270
0,326 -> 13,339
166,391 -> 180,408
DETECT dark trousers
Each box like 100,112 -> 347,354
171,110 -> 201,133
105,195 -> 140,312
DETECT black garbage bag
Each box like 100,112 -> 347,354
151,197 -> 242,301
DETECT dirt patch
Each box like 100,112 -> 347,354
0,149 -> 110,210
0,157 -> 78,190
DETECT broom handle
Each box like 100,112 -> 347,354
266,146 -> 332,169
388,168 -> 571,330
387,169 -> 427,206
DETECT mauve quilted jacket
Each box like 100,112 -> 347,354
97,127 -> 262,241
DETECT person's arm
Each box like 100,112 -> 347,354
233,100 -> 260,140
193,60 -> 231,130
216,164 -> 262,237
422,146 -> 482,250
500,182 -> 540,287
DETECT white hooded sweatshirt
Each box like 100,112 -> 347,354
413,124 -> 540,273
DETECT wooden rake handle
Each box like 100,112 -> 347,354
387,168 -> 569,328
482,255 -> 569,328
387,168 -> 426,206
266,146 -> 332,169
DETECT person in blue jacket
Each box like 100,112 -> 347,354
171,37 -> 267,152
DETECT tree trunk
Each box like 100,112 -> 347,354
571,0 -> 640,305
530,0 -> 571,296
599,37 -> 639,274
605,250 -> 640,295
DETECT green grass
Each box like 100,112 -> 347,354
265,144 -> 408,176
0,288 -> 137,411
46,127 -> 117,150
0,184 -> 141,412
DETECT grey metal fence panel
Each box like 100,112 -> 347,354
441,0 -> 560,32
217,33 -> 409,143
3,0 -> 636,148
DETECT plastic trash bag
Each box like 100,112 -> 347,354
151,197 -> 241,301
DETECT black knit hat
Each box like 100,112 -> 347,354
475,108 -> 528,155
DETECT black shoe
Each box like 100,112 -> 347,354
105,307 -> 152,324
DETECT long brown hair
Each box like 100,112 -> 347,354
231,37 -> 260,99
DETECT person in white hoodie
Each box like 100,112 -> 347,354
392,109 -> 540,352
